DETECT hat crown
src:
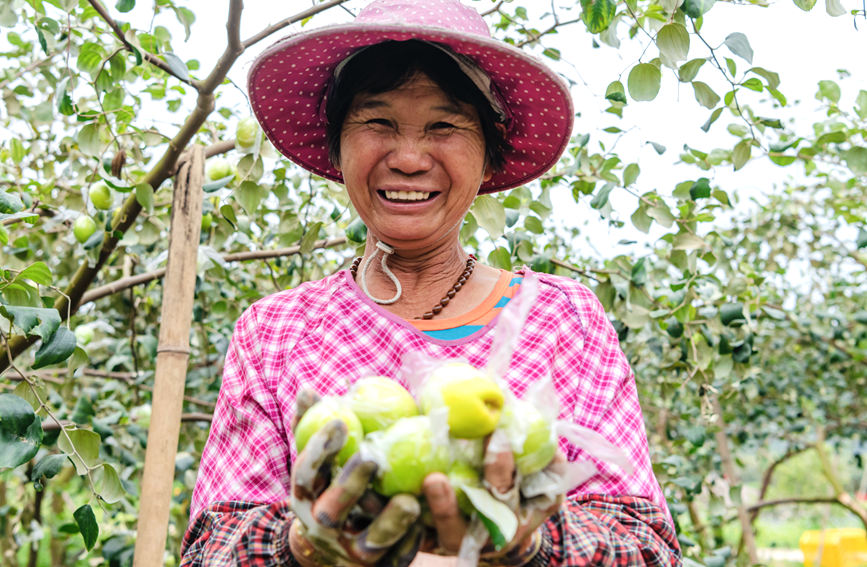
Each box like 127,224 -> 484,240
355,0 -> 491,38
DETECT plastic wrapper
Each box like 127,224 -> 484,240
290,274 -> 635,565
398,273 -> 635,563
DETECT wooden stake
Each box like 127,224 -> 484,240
133,146 -> 204,566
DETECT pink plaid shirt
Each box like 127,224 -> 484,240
190,268 -> 667,521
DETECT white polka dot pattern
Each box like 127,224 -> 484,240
247,0 -> 574,194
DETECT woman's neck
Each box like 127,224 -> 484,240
355,239 -> 498,320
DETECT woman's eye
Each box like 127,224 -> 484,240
431,122 -> 457,131
365,118 -> 392,128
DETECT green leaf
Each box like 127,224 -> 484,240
202,175 -> 233,193
133,183 -> 153,213
631,205 -> 652,233
857,229 -> 867,250
648,141 -> 667,155
657,23 -> 690,66
542,47 -> 561,61
720,302 -> 746,326
472,195 -> 506,239
757,117 -> 783,128
605,80 -> 627,103
648,204 -> 675,228
115,0 -> 134,12
623,163 -> 640,187
236,181 -> 265,215
793,0 -> 817,10
627,63 -> 662,101
33,327 -> 77,369
0,191 -> 25,214
32,454 -> 69,485
748,67 -> 781,90
631,257 -> 648,286
74,504 -> 99,550
487,247 -> 512,270
701,107 -> 724,132
0,306 -> 60,341
0,394 -> 43,469
692,81 -> 720,109
77,123 -> 102,156
10,139 -> 25,164
93,463 -> 125,503
58,429 -> 100,476
175,7 -> 196,41
590,183 -> 614,209
672,233 -> 708,250
299,222 -> 323,254
681,0 -> 715,18
817,79 -> 841,103
524,216 -> 544,234
742,77 -> 763,92
678,59 -> 706,82
855,90 -> 867,119
163,53 -> 191,83
732,139 -> 752,170
18,261 -> 52,285
724,32 -> 754,64
690,178 -> 711,199
844,147 -> 867,174
579,0 -> 616,33
462,485 -> 518,551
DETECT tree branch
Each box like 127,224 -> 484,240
746,496 -> 843,512
86,0 -> 195,87
80,237 -> 347,305
241,0 -> 350,50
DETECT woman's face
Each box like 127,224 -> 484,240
337,73 -> 492,252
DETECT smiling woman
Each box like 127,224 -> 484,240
182,1 -> 682,566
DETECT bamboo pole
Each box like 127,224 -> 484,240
133,146 -> 205,566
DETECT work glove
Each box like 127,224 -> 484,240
288,389 -> 424,567
421,429 -> 564,566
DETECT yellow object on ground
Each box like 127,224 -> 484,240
799,528 -> 867,567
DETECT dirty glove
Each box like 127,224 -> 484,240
421,430 -> 564,566
288,389 -> 424,567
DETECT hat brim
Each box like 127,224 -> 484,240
248,24 -> 574,194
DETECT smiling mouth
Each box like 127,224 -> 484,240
380,190 -> 438,202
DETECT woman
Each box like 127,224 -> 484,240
182,1 -> 681,566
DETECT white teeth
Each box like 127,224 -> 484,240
384,190 -> 431,201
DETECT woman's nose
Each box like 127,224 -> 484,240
384,133 -> 434,175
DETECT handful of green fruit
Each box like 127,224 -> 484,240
293,362 -> 559,503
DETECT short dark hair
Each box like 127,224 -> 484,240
325,40 -> 511,172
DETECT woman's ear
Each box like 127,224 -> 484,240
483,162 -> 494,182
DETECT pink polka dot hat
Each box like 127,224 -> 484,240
247,0 -> 574,194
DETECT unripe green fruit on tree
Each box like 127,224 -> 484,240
206,158 -> 235,181
294,397 -> 363,466
372,415 -> 450,496
348,376 -> 419,434
74,326 -> 94,346
419,362 -> 504,438
201,213 -> 213,231
500,399 -> 557,476
235,117 -> 260,149
89,182 -> 112,210
73,215 -> 98,243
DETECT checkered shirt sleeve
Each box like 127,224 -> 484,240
182,269 -> 677,564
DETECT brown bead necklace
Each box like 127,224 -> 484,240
350,255 -> 476,320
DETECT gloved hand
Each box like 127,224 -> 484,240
421,430 -> 565,566
288,389 -> 423,567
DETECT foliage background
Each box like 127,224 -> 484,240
0,0 -> 865,565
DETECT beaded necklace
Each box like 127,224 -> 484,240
350,255 -> 476,320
